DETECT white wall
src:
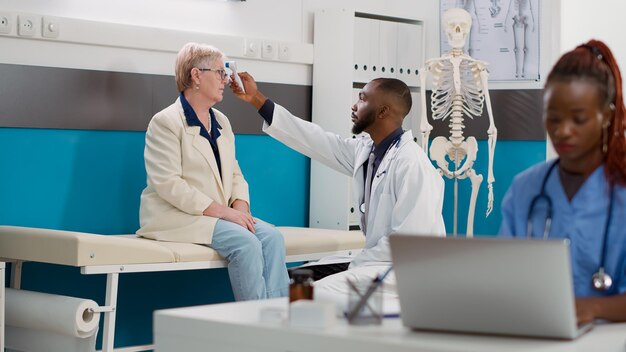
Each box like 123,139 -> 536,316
560,0 -> 626,73
2,0 -> 439,44
559,2 -> 626,102
0,0 -> 444,85
1,0 -> 304,42
0,0 -> 310,84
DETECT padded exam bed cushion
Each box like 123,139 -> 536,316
0,225 -> 364,267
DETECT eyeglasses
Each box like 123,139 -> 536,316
197,68 -> 228,81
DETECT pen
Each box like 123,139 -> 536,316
344,312 -> 400,319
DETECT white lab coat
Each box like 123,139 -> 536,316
264,103 -> 446,269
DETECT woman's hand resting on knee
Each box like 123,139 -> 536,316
231,199 -> 250,214
203,201 -> 256,233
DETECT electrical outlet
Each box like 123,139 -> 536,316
244,39 -> 261,58
262,40 -> 276,59
278,43 -> 291,61
42,16 -> 60,38
18,14 -> 38,37
0,12 -> 12,35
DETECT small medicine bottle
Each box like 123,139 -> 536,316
289,269 -> 314,302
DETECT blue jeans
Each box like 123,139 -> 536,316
210,219 -> 289,301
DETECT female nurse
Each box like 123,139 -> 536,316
499,39 -> 626,324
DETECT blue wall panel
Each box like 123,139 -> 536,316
439,140 -> 546,236
235,134 -> 310,227
0,128 -> 146,233
0,128 -> 310,231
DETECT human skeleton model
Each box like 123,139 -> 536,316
420,8 -> 497,237
505,0 -> 535,78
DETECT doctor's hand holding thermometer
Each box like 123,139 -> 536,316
225,61 -> 245,94
499,39 -> 626,325
229,71 -> 267,109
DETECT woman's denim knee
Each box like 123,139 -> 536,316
230,234 -> 263,261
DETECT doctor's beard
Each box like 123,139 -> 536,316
352,110 -> 376,135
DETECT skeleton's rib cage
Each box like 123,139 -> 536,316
430,56 -> 487,121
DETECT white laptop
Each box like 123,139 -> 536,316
389,234 -> 593,339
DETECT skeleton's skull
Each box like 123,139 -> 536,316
443,8 -> 472,49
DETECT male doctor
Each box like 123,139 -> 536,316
232,73 -> 445,296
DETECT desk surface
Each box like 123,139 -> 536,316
154,298 -> 626,352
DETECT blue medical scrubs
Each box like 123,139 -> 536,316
499,160 -> 626,297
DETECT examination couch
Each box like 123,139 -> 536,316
0,225 -> 364,352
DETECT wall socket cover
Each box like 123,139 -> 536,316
244,39 -> 261,58
42,16 -> 60,38
262,40 -> 277,59
0,12 -> 11,35
18,14 -> 37,36
278,43 -> 291,60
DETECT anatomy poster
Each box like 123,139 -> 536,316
440,0 -> 540,81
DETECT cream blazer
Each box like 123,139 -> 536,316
136,98 -> 249,244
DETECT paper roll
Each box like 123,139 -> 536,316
5,289 -> 100,338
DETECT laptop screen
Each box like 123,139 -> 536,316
389,235 -> 584,339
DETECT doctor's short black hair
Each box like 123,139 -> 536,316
371,78 -> 412,117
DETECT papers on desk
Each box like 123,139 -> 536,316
314,290 -> 400,318
298,254 -> 356,267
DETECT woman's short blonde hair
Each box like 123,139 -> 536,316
175,42 -> 225,92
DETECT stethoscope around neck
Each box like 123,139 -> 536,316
359,135 -> 403,214
527,159 -> 615,292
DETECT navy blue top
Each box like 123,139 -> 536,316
180,93 -> 223,177
258,98 -> 276,124
368,127 -> 404,176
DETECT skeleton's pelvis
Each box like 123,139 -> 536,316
429,136 -> 479,178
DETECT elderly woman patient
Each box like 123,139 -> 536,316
137,42 -> 289,300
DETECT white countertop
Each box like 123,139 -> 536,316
154,298 -> 626,352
